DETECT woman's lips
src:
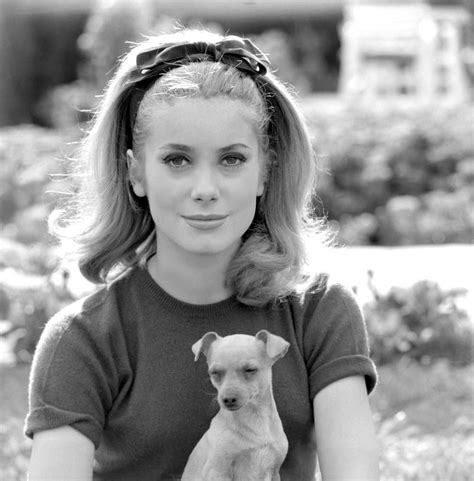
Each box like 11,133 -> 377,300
182,214 -> 228,230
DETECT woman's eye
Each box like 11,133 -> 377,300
222,154 -> 246,167
162,155 -> 189,168
245,368 -> 258,375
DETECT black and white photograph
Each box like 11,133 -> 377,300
0,0 -> 473,480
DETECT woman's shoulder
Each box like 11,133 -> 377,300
287,271 -> 363,324
292,270 -> 357,302
45,266 -> 143,337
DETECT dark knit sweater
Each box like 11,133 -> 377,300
25,265 -> 377,481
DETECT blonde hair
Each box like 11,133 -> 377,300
51,29 -> 331,306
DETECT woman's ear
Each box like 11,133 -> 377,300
126,149 -> 146,197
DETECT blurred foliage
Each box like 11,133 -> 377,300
34,81 -> 96,128
0,127 -> 78,363
364,277 -> 472,366
304,102 -> 474,245
0,125 -> 80,236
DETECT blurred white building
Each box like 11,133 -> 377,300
339,0 -> 471,103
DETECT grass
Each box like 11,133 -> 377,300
1,359 -> 473,480
0,364 -> 30,480
371,359 -> 474,481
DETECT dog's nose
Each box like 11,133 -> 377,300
222,396 -> 238,409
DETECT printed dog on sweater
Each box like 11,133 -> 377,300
181,330 -> 289,481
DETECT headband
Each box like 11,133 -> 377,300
124,35 -> 270,145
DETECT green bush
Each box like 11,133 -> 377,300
364,279 -> 473,366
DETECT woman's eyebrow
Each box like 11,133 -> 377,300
159,143 -> 192,152
159,143 -> 251,153
218,143 -> 251,153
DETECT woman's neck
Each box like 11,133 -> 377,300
147,250 -> 235,305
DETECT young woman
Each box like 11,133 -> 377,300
25,29 -> 379,480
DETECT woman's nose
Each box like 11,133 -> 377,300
190,167 -> 219,202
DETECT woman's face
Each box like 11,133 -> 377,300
128,97 -> 265,261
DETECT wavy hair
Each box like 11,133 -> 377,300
51,29 -> 331,306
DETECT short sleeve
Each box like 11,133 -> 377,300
24,293 -> 125,448
302,283 -> 377,399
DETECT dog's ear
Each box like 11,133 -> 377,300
192,332 -> 220,362
256,330 -> 290,363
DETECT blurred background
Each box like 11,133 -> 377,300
0,0 -> 473,479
